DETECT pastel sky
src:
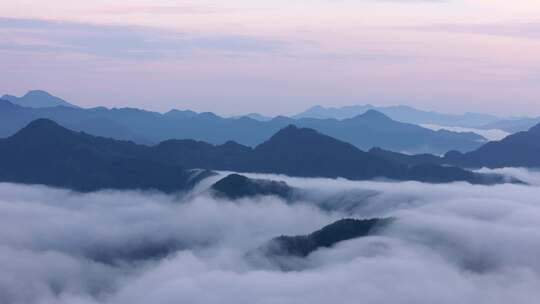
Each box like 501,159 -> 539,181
1,0 -> 539,116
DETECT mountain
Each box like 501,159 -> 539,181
370,122 -> 540,170
261,218 -> 391,258
0,97 -> 486,154
0,119 -> 214,193
292,110 -> 485,154
249,125 -> 406,179
479,117 -> 540,133
234,113 -> 273,121
295,104 -> 501,128
1,90 -> 79,108
211,174 -> 293,200
369,147 -> 442,167
0,99 -> 152,143
0,120 -> 507,190
443,123 -> 540,168
148,124 -> 505,184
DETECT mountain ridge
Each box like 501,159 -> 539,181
1,90 -> 79,108
0,119 -> 214,193
294,104 -> 501,128
0,119 -> 511,191
370,121 -> 540,169
0,91 -> 489,155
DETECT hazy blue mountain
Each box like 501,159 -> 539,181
0,119 -> 214,193
371,122 -> 540,170
1,90 -> 79,108
444,123 -> 540,168
369,147 -> 444,167
0,120 -> 508,190
479,117 -> 540,133
292,110 -> 486,154
295,104 -> 501,128
234,113 -> 274,121
262,218 -> 391,258
211,174 -> 294,200
149,124 -> 506,184
0,97 -> 486,154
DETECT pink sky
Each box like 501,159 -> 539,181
0,0 -> 539,116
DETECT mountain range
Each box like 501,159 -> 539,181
294,104 -> 502,128
0,119 -> 214,193
478,117 -> 540,133
0,92 -> 488,154
0,119 -> 510,192
1,90 -> 79,108
296,105 -> 540,134
370,122 -> 540,169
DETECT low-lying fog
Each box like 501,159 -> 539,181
1,168 -> 539,304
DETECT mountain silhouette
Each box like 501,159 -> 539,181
479,117 -> 540,133
262,218 -> 391,258
370,122 -> 540,170
443,122 -> 540,168
369,147 -> 442,167
0,119 -> 214,192
0,91 -> 487,154
0,120 -> 509,191
251,125 -> 406,179
294,104 -> 500,128
211,174 -> 293,200
145,124 -> 499,183
1,90 -> 78,108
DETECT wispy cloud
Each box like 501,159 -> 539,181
0,17 -> 285,60
394,21 -> 540,40
95,5 -> 231,16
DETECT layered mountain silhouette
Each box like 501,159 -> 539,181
479,117 -> 540,133
444,123 -> 540,168
1,90 -> 78,108
0,119 -> 509,191
261,218 -> 391,258
0,91 -> 489,154
370,122 -> 540,169
0,119 -> 214,193
293,110 -> 486,154
369,147 -> 446,167
149,124 -> 502,183
295,104 -> 501,128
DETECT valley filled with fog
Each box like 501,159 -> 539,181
1,168 -> 540,304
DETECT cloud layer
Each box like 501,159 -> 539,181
0,17 -> 284,60
1,169 -> 540,303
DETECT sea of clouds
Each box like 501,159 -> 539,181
1,168 -> 540,304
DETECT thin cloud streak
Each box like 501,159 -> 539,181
0,17 -> 286,60
94,4 -> 236,16
392,21 -> 540,40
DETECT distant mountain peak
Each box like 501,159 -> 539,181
199,112 -> 220,119
21,118 -> 62,130
16,118 -> 65,133
294,103 -> 501,128
10,119 -> 76,143
256,125 -> 363,159
1,90 -> 78,109
164,109 -> 198,119
25,90 -> 54,98
353,109 -> 391,121
270,124 -> 317,139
